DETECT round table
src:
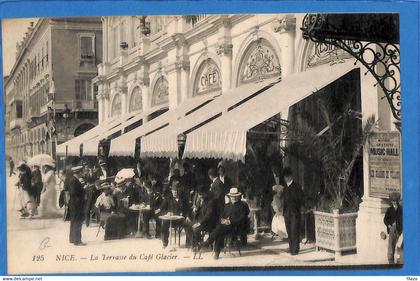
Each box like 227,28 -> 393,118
159,214 -> 184,251
129,205 -> 152,238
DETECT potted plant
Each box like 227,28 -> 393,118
286,97 -> 376,258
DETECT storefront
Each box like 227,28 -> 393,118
57,14 -> 400,263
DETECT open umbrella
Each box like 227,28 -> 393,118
28,154 -> 55,167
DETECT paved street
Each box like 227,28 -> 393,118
5,172 -> 361,274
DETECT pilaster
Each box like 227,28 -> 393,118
273,15 -> 296,77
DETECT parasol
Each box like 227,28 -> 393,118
115,168 -> 135,184
28,154 -> 55,168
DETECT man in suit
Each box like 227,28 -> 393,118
384,192 -> 403,264
68,166 -> 86,246
218,165 -> 233,195
282,167 -> 305,255
208,168 -> 225,218
200,187 -> 250,259
155,180 -> 192,248
191,185 -> 218,248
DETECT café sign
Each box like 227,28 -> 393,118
194,59 -> 221,96
368,131 -> 401,198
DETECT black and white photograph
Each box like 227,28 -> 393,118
2,13 -> 402,274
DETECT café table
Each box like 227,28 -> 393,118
249,207 -> 262,239
159,214 -> 185,251
129,205 -> 152,238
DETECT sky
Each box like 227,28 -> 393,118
2,18 -> 39,77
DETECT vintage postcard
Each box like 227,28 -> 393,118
2,13 -> 402,274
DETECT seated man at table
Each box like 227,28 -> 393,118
191,185 -> 218,248
138,179 -> 162,238
199,187 -> 250,260
155,180 -> 192,248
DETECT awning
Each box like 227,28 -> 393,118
82,105 -> 167,156
57,112 -> 137,156
183,62 -> 359,162
108,94 -> 218,157
56,114 -> 123,157
140,77 -> 281,159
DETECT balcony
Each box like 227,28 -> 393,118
70,100 -> 97,111
10,118 -> 25,130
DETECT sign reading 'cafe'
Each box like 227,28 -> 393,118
368,131 -> 402,199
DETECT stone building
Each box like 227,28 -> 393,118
61,14 -> 400,264
4,17 -> 102,162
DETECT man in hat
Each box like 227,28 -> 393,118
218,165 -> 233,195
156,180 -> 192,248
208,168 -> 225,219
191,184 -> 218,249
282,167 -> 305,255
98,159 -> 108,179
199,187 -> 250,259
9,157 -> 15,177
68,166 -> 87,246
384,192 -> 403,264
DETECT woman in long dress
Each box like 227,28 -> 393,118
39,164 -> 58,218
16,162 -> 36,218
271,169 -> 288,240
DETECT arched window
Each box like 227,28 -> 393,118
152,77 -> 169,107
129,86 -> 142,112
238,38 -> 281,86
111,93 -> 122,117
193,58 -> 221,96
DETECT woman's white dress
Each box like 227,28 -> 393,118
271,184 -> 288,239
39,170 -> 58,218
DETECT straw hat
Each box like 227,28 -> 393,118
227,187 -> 242,197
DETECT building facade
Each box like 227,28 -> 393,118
93,14 -> 399,264
5,17 -> 103,162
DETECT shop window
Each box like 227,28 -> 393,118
238,38 -> 281,85
152,77 -> 169,107
75,79 -> 92,101
129,86 -> 143,112
193,58 -> 221,96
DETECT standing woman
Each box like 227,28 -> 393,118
39,164 -> 58,218
271,168 -> 287,240
16,162 -> 36,218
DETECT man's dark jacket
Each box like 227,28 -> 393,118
68,175 -> 85,221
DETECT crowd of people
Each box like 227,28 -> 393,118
9,154 -> 403,263
13,159 -> 58,219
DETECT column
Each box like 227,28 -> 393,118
180,61 -> 189,103
97,94 -> 103,123
356,62 -> 389,263
102,17 -> 109,63
141,83 -> 149,113
273,15 -> 296,77
166,61 -> 180,110
217,17 -> 233,92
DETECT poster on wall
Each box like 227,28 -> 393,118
368,131 -> 402,198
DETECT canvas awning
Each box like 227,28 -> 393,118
140,77 -> 281,159
183,62 -> 359,162
56,114 -> 123,157
108,94 -> 218,157
82,105 -> 167,156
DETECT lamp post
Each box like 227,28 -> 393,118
62,103 -> 72,169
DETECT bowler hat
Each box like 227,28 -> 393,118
227,187 -> 242,197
